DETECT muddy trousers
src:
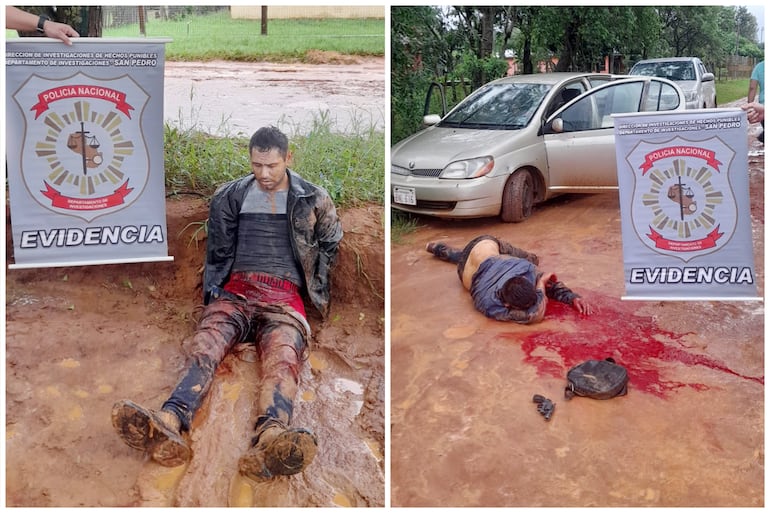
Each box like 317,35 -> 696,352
161,298 -> 307,433
428,235 -> 540,282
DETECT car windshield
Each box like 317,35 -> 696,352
631,61 -> 696,81
440,82 -> 551,129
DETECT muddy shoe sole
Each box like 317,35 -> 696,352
111,399 -> 191,467
239,428 -> 318,481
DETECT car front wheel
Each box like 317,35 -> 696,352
500,169 -> 534,223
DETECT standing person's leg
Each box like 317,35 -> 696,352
239,321 -> 318,480
112,299 -> 250,466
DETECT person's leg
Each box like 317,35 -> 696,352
239,322 -> 318,480
162,300 -> 251,429
426,241 -> 464,264
495,238 -> 539,265
253,323 -> 305,424
112,299 -> 250,466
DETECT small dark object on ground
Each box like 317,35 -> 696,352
532,394 -> 555,420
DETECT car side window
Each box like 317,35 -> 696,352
545,84 -> 586,118
644,81 -> 682,111
560,81 -> 644,131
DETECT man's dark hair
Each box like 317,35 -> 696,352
498,276 -> 538,310
249,126 -> 289,158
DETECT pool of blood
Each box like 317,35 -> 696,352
498,294 -> 763,398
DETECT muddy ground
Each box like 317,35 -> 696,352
5,199 -> 384,507
5,56 -> 385,507
163,56 -> 385,135
390,117 -> 764,506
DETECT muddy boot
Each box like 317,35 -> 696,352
238,418 -> 318,481
426,241 -> 457,262
111,399 -> 191,467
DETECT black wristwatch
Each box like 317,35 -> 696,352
36,14 -> 50,33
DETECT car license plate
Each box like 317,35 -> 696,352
393,186 -> 416,206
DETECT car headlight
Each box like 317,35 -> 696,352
440,156 -> 495,179
684,90 -> 697,102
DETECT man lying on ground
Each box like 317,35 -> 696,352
426,235 -> 593,324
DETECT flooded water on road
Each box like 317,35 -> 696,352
163,58 -> 385,135
390,187 -> 763,507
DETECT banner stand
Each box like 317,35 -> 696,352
613,108 -> 760,301
6,37 -> 173,269
9,256 -> 174,270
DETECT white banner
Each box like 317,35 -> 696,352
613,108 -> 759,300
5,38 -> 173,268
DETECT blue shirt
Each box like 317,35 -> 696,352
751,61 -> 764,104
470,256 -> 545,323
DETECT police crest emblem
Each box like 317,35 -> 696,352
625,136 -> 738,263
12,72 -> 150,222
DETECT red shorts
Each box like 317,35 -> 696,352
224,272 -> 306,318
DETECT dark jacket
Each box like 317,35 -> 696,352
470,256 -> 579,324
202,169 -> 343,318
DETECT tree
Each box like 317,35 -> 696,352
453,6 -> 502,88
734,6 -> 759,43
511,7 -> 541,75
657,6 -> 721,57
627,6 -> 664,60
391,6 -> 446,141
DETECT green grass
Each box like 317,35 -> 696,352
104,13 -> 384,61
6,14 -> 384,61
390,210 -> 421,244
287,111 -> 385,206
715,78 -> 750,105
164,112 -> 383,209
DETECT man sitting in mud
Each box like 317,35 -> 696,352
112,126 -> 342,481
426,235 -> 592,323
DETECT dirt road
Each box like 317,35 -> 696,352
163,56 -> 385,135
390,130 -> 764,506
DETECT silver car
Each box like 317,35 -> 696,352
628,56 -> 717,109
391,72 -> 686,222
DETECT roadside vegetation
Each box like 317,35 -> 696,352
5,10 -> 384,62
393,6 -> 763,143
716,78 -> 751,104
166,112 -> 384,209
103,13 -> 384,61
391,210 -> 421,244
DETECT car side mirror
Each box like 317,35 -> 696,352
422,114 -> 442,127
550,118 -> 564,133
702,72 -> 714,82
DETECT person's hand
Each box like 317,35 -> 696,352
572,297 -> 593,316
42,19 -> 80,45
742,102 -> 764,124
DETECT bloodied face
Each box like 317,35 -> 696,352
250,147 -> 290,192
